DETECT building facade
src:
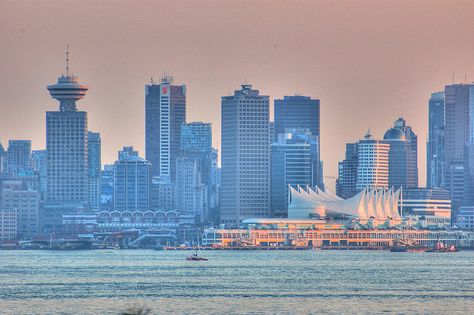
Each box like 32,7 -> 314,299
221,84 -> 270,224
6,140 -> 31,175
145,76 -> 186,181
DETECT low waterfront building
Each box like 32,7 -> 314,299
457,206 -> 474,230
401,188 -> 451,229
1,177 -> 40,239
201,226 -> 472,249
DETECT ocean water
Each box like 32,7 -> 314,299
0,250 -> 473,314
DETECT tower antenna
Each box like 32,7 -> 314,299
65,44 -> 70,77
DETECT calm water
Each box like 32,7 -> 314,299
0,250 -> 473,314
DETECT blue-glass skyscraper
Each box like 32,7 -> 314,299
427,91 -> 445,188
271,133 -> 312,217
274,95 -> 323,188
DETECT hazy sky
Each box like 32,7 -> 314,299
1,0 -> 474,189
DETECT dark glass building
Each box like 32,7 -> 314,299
383,118 -> 418,190
274,95 -> 320,138
336,143 -> 359,199
274,95 -> 323,188
443,83 -> 474,216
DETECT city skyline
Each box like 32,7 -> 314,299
1,1 -> 474,190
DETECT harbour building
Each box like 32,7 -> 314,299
145,75 -> 186,181
221,84 -> 270,224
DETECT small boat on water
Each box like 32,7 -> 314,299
426,240 -> 459,253
186,251 -> 208,261
390,238 -> 430,252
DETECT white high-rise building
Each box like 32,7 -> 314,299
221,84 -> 270,224
356,131 -> 390,190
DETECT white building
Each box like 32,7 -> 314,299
356,131 -> 390,191
401,188 -> 451,228
0,208 -> 17,240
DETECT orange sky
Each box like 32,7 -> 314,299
1,0 -> 474,189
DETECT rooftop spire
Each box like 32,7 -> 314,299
65,44 -> 70,77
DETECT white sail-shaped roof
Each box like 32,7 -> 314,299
288,186 -> 402,224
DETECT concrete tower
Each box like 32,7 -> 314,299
45,48 -> 89,206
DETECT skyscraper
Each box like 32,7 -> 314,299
113,147 -> 151,211
270,133 -> 312,217
443,83 -> 474,215
221,84 -> 270,224
356,131 -> 390,191
88,132 -> 101,210
46,58 -> 89,205
145,75 -> 186,181
6,140 -> 31,175
383,118 -> 418,189
427,91 -> 445,188
274,95 -> 323,188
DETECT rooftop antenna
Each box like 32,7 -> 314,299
150,77 -> 154,85
65,44 -> 70,77
452,71 -> 455,84
465,72 -> 467,84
